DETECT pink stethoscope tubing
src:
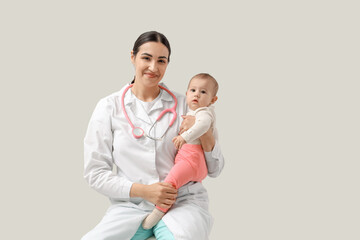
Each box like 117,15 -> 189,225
121,83 -> 177,140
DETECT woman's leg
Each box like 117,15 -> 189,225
153,220 -> 175,240
81,205 -> 147,240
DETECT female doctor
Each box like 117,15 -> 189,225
82,31 -> 224,240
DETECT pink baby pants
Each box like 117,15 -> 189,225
157,144 -> 208,212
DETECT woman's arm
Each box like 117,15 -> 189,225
199,128 -> 216,151
84,99 -> 134,199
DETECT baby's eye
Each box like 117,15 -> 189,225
201,90 -> 207,94
190,89 -> 195,92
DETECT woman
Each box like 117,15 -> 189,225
82,31 -> 224,240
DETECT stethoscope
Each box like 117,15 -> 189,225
121,83 -> 177,140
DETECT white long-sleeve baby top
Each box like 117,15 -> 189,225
180,105 -> 216,145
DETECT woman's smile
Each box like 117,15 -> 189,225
144,72 -> 158,78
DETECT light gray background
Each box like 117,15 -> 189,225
1,1 -> 359,239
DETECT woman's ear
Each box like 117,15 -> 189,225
130,51 -> 135,64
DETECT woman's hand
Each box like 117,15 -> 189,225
130,182 -> 177,210
179,115 -> 195,134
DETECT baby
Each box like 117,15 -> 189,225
142,73 -> 219,229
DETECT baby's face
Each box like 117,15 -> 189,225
186,77 -> 217,110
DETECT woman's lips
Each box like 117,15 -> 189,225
145,73 -> 157,78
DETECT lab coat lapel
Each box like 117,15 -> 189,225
130,100 -> 152,125
123,87 -> 152,125
149,87 -> 173,114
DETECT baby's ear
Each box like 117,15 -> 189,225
211,96 -> 218,104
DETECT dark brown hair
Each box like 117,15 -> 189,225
132,31 -> 171,62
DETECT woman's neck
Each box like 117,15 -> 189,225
131,83 -> 160,102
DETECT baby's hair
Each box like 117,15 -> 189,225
189,73 -> 219,96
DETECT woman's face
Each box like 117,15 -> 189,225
131,41 -> 169,88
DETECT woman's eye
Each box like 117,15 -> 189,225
142,57 -> 150,60
158,60 -> 167,64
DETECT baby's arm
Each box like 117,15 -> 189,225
181,110 -> 213,143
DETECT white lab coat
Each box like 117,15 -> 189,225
82,83 -> 225,240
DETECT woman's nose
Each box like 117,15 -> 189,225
148,61 -> 158,71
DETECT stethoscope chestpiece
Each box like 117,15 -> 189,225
132,127 -> 144,139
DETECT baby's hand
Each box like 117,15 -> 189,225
172,136 -> 186,150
